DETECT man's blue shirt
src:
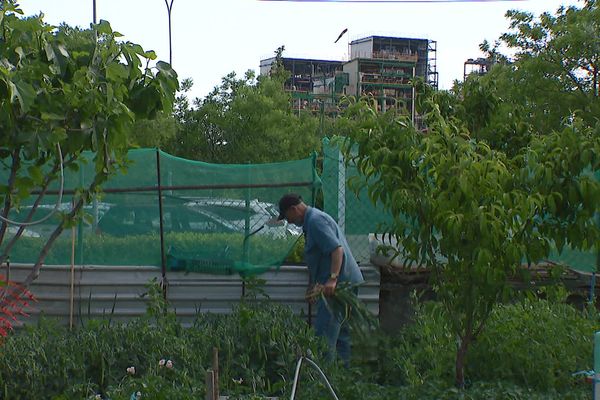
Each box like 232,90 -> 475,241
302,206 -> 364,285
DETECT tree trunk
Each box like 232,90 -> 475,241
594,65 -> 598,98
455,335 -> 471,388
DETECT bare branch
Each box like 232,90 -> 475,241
0,149 -> 21,245
23,176 -> 101,287
0,157 -> 70,265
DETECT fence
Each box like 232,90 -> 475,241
3,263 -> 380,328
2,147 -> 382,328
4,142 -> 597,331
321,137 -> 392,265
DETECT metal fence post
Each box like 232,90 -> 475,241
337,148 -> 346,234
156,149 -> 168,299
594,332 -> 600,399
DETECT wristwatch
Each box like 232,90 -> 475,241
329,272 -> 339,280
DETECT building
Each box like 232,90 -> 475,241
259,57 -> 346,115
463,57 -> 492,80
260,35 -> 438,119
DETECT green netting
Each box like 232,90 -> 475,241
322,138 -> 393,235
5,143 -> 597,275
1,149 -> 320,276
546,172 -> 600,273
548,246 -> 598,273
322,137 -> 393,263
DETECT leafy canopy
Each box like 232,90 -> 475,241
165,46 -> 328,164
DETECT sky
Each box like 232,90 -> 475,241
19,0 -> 584,101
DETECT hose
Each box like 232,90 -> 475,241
290,356 -> 339,400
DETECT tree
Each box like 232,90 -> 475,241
0,2 -> 178,285
165,45 -> 370,164
167,47 -> 325,164
478,0 -> 599,134
129,112 -> 178,149
338,1 -> 600,385
339,92 -> 600,387
392,0 -> 600,385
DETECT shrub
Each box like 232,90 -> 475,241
0,287 -> 323,399
379,299 -> 457,386
380,295 -> 598,393
467,298 -> 598,390
1,281 -> 595,399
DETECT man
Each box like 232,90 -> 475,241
277,193 -> 364,366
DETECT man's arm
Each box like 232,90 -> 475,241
324,246 -> 343,296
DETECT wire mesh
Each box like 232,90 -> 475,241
322,138 -> 393,265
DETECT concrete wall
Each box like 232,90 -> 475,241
343,60 -> 359,97
350,39 -> 373,59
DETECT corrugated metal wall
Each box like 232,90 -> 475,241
4,263 -> 379,327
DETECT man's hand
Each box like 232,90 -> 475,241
305,279 -> 337,304
266,217 -> 285,227
305,284 -> 323,304
323,278 -> 337,296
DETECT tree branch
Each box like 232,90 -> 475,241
0,149 -> 21,246
22,176 -> 101,287
0,157 -> 70,265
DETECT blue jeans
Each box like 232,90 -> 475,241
314,297 -> 351,367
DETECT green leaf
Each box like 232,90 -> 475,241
41,112 -> 65,121
156,61 -> 176,80
44,41 -> 56,62
105,62 -> 128,81
27,165 -> 44,184
143,50 -> 157,60
94,19 -> 113,35
14,46 -> 25,61
51,127 -> 67,141
56,43 -> 69,57
547,195 -> 556,213
8,79 -> 36,113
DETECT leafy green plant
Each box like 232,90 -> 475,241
3,231 -> 303,269
380,295 -> 598,395
0,279 -> 324,399
0,296 -> 596,399
285,235 -> 305,264
393,380 -> 589,400
380,298 -> 456,387
197,300 -> 325,397
307,281 -> 378,341
467,298 -> 598,390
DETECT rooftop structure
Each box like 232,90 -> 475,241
464,57 -> 492,80
260,35 -> 438,119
